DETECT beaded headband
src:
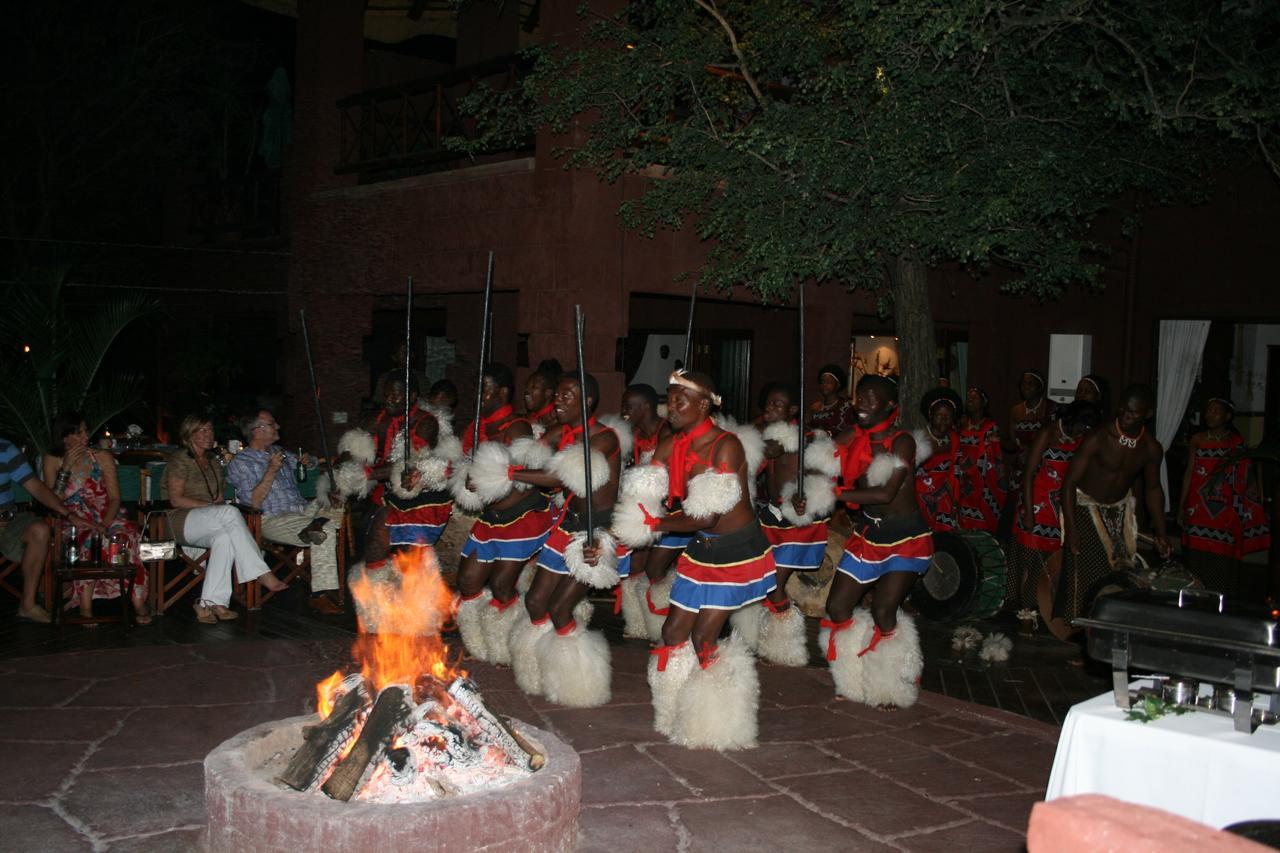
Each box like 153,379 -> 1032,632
669,369 -> 722,407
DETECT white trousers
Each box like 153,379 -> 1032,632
180,505 -> 267,607
260,505 -> 344,592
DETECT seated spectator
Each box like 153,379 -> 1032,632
42,413 -> 151,624
226,410 -> 344,614
1,435 -> 73,623
162,415 -> 286,624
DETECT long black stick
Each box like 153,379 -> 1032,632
683,282 -> 697,368
298,309 -> 335,487
797,282 -> 806,500
574,305 -> 594,545
471,251 -> 495,455
403,275 -> 413,462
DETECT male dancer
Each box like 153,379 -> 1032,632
1059,384 -> 1171,623
505,371 -> 628,707
453,362 -> 557,665
522,359 -> 563,437
819,375 -> 932,708
616,383 -> 671,639
617,370 -> 775,750
736,383 -> 839,666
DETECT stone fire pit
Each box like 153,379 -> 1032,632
202,714 -> 581,853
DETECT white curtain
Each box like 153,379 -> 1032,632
1156,319 -> 1212,509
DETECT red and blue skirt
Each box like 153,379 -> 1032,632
386,489 -> 452,548
670,522 -> 777,613
461,490 -> 557,564
535,507 -> 632,578
836,515 -> 933,583
757,504 -> 828,573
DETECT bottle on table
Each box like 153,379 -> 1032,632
65,523 -> 79,565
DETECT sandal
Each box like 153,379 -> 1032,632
194,602 -> 218,624
210,604 -> 240,622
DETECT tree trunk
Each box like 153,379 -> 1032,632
887,255 -> 936,430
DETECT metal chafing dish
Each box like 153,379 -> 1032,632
1075,588 -> 1280,733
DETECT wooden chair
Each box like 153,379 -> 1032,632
0,512 -> 55,612
138,468 -> 254,615
252,511 -> 349,611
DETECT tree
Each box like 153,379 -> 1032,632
458,0 -> 1279,419
0,267 -> 155,455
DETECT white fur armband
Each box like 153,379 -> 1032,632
865,454 -> 907,487
530,422 -> 546,441
449,459 -> 485,512
337,428 -> 376,466
468,441 -> 515,503
779,476 -> 838,526
564,529 -> 622,590
763,421 -> 800,454
508,437 -> 552,492
910,429 -> 935,467
612,464 -> 670,548
720,416 -> 765,476
805,431 -> 842,478
334,459 -> 372,499
548,446 -> 609,496
433,434 -> 463,463
683,470 -> 742,520
598,414 -> 634,467
388,446 -> 452,499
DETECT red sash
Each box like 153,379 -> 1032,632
462,404 -> 515,455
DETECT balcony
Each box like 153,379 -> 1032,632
336,53 -> 533,183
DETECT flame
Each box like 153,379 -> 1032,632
317,547 -> 464,715
316,670 -> 344,719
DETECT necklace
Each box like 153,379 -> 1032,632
1057,421 -> 1070,443
1205,429 -> 1229,442
1024,398 -> 1043,418
927,426 -> 950,447
1115,419 -> 1143,449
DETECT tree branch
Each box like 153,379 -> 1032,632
691,0 -> 766,106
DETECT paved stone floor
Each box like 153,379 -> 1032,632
0,620 -> 1064,853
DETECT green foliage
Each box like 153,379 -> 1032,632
0,267 -> 155,455
455,0 -> 1278,303
1125,694 -> 1193,724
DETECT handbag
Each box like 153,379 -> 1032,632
138,510 -> 178,561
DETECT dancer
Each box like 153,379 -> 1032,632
451,362 -> 557,664
1060,384 -> 1171,625
523,359 -> 563,437
616,371 -> 775,750
617,383 -> 671,639
914,387 -> 962,533
820,376 -> 931,708
1180,397 -> 1270,598
737,383 -> 839,666
958,386 -> 1005,533
1009,401 -> 1100,633
505,371 -> 628,706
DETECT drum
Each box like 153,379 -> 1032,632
911,530 -> 1008,622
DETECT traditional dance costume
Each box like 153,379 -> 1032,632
915,430 -> 960,532
1008,427 -> 1080,610
1182,432 -> 1270,596
1057,489 -> 1135,622
822,413 -> 931,708
957,417 -> 1005,533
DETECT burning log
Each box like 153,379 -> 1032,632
446,677 -> 546,771
322,685 -> 414,802
279,675 -> 368,792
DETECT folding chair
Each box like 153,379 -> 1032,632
252,512 -> 349,611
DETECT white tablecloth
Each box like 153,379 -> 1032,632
1045,684 -> 1280,828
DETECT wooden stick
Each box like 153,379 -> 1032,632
298,310 -> 336,488
403,275 -> 414,463
683,281 -> 697,368
471,251 -> 495,455
797,282 -> 806,500
574,305 -> 594,545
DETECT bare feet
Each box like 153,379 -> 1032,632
257,571 -> 288,592
132,595 -> 153,626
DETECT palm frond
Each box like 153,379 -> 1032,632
62,292 -> 157,409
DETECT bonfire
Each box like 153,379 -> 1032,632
278,549 -> 544,803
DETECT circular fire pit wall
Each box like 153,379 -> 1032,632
202,715 -> 580,853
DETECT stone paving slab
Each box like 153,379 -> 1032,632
0,636 -> 1060,851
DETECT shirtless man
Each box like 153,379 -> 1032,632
1059,384 -> 1171,625
522,359 -> 563,437
504,371 -> 627,707
615,384 -> 672,639
819,375 -> 932,708
453,362 -> 557,665
622,370 -> 775,750
738,383 -> 838,666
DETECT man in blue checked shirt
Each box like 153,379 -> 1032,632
226,411 -> 344,614
1,436 -> 74,623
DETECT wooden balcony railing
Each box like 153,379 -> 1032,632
335,53 -> 533,180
